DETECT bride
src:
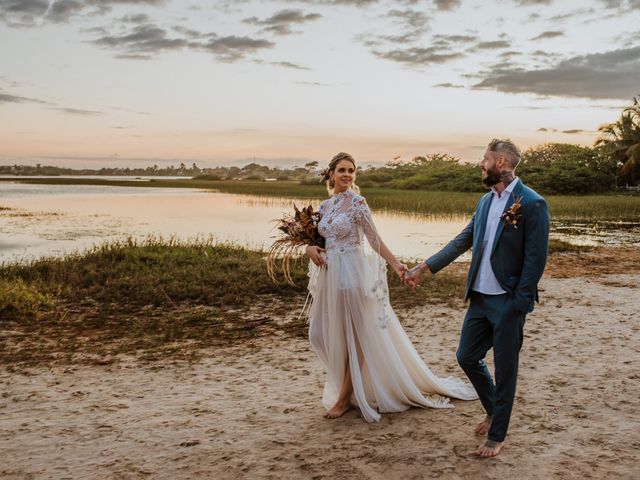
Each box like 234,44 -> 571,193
305,152 -> 477,421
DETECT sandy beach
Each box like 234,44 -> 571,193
1,254 -> 639,479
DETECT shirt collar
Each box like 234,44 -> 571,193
492,176 -> 519,198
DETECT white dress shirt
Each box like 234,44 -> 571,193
471,177 -> 520,295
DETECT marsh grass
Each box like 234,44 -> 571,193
548,238 -> 596,254
2,235 -> 635,366
0,238 -> 470,365
4,177 -> 639,220
0,278 -> 54,320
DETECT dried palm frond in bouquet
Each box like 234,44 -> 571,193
267,204 -> 325,285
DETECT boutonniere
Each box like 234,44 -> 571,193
501,195 -> 523,228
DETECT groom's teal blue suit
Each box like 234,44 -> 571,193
425,179 -> 550,442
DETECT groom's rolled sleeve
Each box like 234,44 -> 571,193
513,199 -> 550,313
426,216 -> 474,274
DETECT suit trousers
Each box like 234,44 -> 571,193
456,290 -> 526,442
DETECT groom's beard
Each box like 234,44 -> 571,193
482,168 -> 502,188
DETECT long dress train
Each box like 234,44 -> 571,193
307,189 -> 477,422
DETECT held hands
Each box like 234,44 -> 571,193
403,263 -> 428,290
306,245 -> 326,268
392,262 -> 408,279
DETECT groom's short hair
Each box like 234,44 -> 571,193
488,139 -> 521,169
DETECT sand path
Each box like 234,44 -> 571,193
1,273 -> 639,479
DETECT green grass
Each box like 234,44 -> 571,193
3,177 -> 639,220
0,235 -> 624,366
0,277 -> 54,320
547,238 -> 596,254
0,238 -> 467,365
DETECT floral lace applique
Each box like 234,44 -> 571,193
317,190 -> 391,328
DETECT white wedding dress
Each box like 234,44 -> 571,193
307,189 -> 477,422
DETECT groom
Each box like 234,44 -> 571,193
404,139 -> 550,457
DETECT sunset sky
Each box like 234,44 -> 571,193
1,0 -> 639,168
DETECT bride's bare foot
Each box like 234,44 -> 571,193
475,415 -> 492,435
474,439 -> 504,458
324,402 -> 352,419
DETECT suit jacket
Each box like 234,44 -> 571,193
426,180 -> 550,313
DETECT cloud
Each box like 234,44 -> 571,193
87,0 -> 163,5
531,30 -> 564,40
0,76 -> 22,88
294,81 -> 330,86
254,59 -> 312,70
514,0 -> 552,5
375,32 -> 421,44
45,0 -> 85,23
90,20 -> 275,62
84,0 -> 165,16
359,8 -> 431,50
536,127 -> 593,134
172,25 -> 203,38
474,46 -> 640,100
433,34 -> 478,45
121,13 -> 150,23
373,46 -> 465,67
323,0 -> 377,4
283,0 -> 378,5
611,29 -> 640,47
387,9 -> 429,30
51,107 -> 103,115
474,40 -> 511,50
0,89 -> 104,117
0,0 -> 165,27
0,91 -> 50,104
199,35 -> 275,62
272,61 -> 311,70
599,0 -> 640,9
0,0 -> 48,27
433,0 -> 461,10
243,9 -> 322,36
499,50 -> 522,58
531,49 -> 558,58
433,82 -> 465,88
92,24 -> 189,56
549,8 -> 595,22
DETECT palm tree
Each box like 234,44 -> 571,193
596,96 -> 640,186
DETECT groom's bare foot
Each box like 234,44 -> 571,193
324,402 -> 352,419
474,440 -> 504,458
475,415 -> 492,435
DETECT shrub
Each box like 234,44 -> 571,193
0,278 -> 54,321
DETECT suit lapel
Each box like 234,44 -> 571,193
491,180 -> 523,255
476,193 -> 492,249
467,194 -> 493,295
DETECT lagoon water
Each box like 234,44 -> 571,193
1,180 -> 638,264
0,181 -> 472,264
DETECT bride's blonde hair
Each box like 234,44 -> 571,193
320,152 -> 361,195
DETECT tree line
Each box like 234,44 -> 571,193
357,97 -> 640,195
2,98 -> 638,195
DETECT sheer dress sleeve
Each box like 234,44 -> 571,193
352,196 -> 382,253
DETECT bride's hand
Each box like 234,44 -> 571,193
393,262 -> 408,279
306,245 -> 326,267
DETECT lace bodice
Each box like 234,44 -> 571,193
318,189 -> 380,253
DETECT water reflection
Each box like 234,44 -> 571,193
552,220 -> 640,246
0,181 -> 638,264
